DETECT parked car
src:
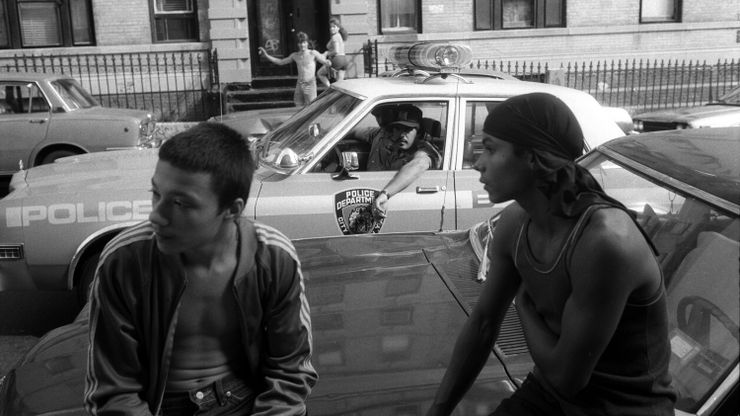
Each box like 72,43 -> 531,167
0,43 -> 625,300
0,71 -> 157,177
1,127 -> 738,415
633,85 -> 740,132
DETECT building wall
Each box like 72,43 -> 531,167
207,0 -> 250,83
93,0 -> 152,45
346,0 -> 739,68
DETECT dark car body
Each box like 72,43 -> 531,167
1,129 -> 738,415
633,86 -> 740,132
0,71 -> 156,177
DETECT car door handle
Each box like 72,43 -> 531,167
29,119 -> 46,124
416,186 -> 442,194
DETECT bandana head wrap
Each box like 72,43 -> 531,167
483,93 -> 626,218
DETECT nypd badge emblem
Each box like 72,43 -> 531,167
334,188 -> 384,235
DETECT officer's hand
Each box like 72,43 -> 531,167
373,192 -> 389,219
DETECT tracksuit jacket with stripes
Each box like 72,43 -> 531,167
83,219 -> 317,415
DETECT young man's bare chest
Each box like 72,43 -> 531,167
167,259 -> 246,389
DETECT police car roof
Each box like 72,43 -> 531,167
333,75 -> 597,104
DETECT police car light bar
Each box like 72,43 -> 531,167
388,42 -> 473,72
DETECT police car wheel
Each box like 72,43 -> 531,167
40,149 -> 79,165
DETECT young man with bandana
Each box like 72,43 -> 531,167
427,93 -> 676,416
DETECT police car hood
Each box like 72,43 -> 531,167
10,149 -> 273,197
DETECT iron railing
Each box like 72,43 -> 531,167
364,40 -> 739,114
1,49 -> 217,121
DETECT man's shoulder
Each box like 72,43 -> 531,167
251,221 -> 298,259
100,221 -> 155,261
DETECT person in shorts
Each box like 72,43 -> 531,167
259,31 -> 329,107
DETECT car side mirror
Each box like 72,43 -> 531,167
340,151 -> 359,171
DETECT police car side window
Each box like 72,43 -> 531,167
463,101 -> 499,169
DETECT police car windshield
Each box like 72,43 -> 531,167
259,89 -> 362,170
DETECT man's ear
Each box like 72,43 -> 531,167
224,198 -> 245,219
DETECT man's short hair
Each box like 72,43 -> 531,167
296,31 -> 309,44
159,122 -> 255,210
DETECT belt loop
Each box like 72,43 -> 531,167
214,378 -> 226,406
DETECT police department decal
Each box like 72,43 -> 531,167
334,189 -> 384,235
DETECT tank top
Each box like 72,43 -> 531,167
514,204 -> 677,416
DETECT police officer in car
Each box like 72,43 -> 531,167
364,104 -> 442,218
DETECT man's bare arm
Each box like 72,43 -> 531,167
518,208 -> 659,398
259,47 -> 294,66
312,50 -> 331,67
373,151 -> 431,215
427,207 -> 523,415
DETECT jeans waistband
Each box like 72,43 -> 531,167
164,373 -> 247,407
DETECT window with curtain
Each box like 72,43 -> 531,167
640,0 -> 680,23
0,0 -> 94,48
379,0 -> 419,34
475,0 -> 564,30
152,0 -> 199,42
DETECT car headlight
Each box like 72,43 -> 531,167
633,120 -> 644,132
137,114 -> 158,148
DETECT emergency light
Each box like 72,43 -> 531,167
388,42 -> 473,72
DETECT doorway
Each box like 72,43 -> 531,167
249,0 -> 330,78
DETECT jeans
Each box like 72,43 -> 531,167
159,374 -> 255,416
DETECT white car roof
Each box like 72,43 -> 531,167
333,75 -> 623,150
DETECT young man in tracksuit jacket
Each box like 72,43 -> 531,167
84,123 -> 317,415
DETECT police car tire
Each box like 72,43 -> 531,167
40,149 -> 79,165
76,251 -> 100,306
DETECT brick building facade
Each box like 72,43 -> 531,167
1,0 -> 738,86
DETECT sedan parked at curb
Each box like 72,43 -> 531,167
0,71 -> 157,177
633,85 -> 740,132
1,128 -> 738,415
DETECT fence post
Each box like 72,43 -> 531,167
546,68 -> 566,86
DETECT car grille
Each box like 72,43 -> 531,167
432,255 -> 529,357
0,244 -> 24,260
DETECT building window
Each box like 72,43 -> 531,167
378,0 -> 420,34
640,0 -> 681,23
152,0 -> 198,42
0,0 -> 94,49
475,0 -> 564,30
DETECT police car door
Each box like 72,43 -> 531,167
453,99 -> 510,230
252,100 -> 454,239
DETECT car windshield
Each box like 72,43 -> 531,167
51,79 -> 99,109
580,151 -> 739,413
715,86 -> 739,106
258,89 -> 362,171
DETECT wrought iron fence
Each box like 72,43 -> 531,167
1,49 -> 218,121
364,40 -> 739,115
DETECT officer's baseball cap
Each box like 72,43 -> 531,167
390,104 -> 422,130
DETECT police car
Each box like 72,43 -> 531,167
0,43 -> 625,300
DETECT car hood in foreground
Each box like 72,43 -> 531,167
1,227 -> 524,415
209,106 -> 296,137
